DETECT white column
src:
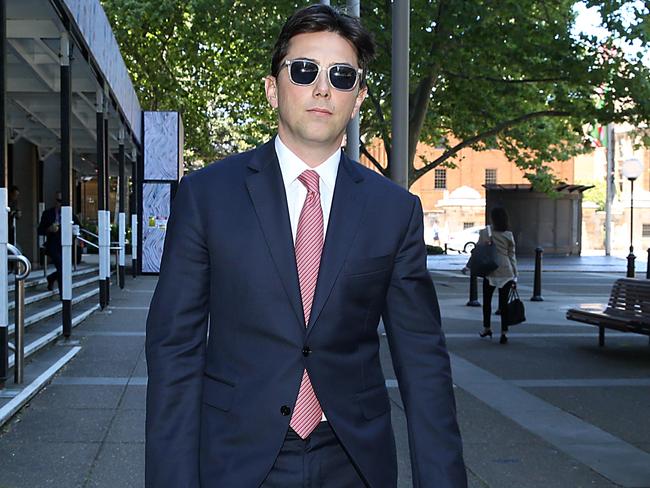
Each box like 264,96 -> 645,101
131,214 -> 138,263
119,212 -> 125,266
0,188 -> 7,328
99,210 -> 108,281
105,210 -> 111,277
61,206 -> 72,300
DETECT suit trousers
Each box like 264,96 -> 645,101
260,422 -> 369,488
47,248 -> 62,296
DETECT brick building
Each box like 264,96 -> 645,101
361,126 -> 650,254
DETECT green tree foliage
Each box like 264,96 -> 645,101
102,1 -> 650,187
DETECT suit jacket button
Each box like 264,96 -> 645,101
302,346 -> 311,357
281,405 -> 291,416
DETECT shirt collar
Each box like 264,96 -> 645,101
274,135 -> 340,193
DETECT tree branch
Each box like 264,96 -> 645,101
366,84 -> 392,157
412,109 -> 572,181
443,70 -> 571,84
360,142 -> 388,176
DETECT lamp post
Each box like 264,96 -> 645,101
622,158 -> 643,278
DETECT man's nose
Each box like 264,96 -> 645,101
313,69 -> 331,97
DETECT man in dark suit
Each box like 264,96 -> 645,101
37,191 -> 80,294
146,5 -> 466,487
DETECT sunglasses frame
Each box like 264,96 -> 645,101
282,58 -> 363,92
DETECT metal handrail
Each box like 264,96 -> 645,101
76,236 -> 99,250
80,228 -> 99,239
7,244 -> 31,385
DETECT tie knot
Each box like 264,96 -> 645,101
298,170 -> 320,195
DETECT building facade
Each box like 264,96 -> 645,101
361,128 -> 650,255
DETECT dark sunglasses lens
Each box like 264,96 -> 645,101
290,60 -> 319,85
329,65 -> 358,90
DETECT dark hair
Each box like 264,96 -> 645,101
9,185 -> 19,193
270,4 -> 376,87
490,207 -> 509,232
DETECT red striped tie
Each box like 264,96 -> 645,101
290,170 -> 324,439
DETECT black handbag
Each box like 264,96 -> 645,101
468,226 -> 498,277
504,286 -> 526,326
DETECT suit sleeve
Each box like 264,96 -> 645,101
37,210 -> 52,236
382,195 -> 467,488
145,176 -> 210,488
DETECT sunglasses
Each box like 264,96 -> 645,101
282,59 -> 363,92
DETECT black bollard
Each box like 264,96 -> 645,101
466,273 -> 481,307
646,248 -> 649,279
626,248 -> 636,278
531,247 -> 544,301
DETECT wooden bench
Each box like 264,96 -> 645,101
566,278 -> 650,346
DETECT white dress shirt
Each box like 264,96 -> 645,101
275,135 -> 340,422
275,136 -> 340,244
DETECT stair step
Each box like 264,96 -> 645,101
8,286 -> 100,336
8,265 -> 99,293
8,275 -> 100,311
0,346 -> 82,428
7,302 -> 98,369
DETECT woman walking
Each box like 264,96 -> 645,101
478,207 -> 518,344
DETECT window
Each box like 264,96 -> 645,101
434,169 -> 447,189
485,168 -> 497,185
463,222 -> 475,229
643,224 -> 650,238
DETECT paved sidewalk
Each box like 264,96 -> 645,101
428,252 -> 649,274
0,263 -> 648,487
0,277 -> 152,487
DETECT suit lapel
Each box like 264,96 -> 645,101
245,141 -> 305,330
307,152 -> 366,336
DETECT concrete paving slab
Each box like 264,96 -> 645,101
528,387 -> 650,450
105,409 -> 144,443
84,442 -> 144,488
451,354 -> 650,487
0,441 -> 100,488
27,384 -> 124,410
1,407 -> 114,444
120,386 -> 145,411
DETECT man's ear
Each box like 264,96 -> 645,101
351,85 -> 367,119
264,76 -> 279,109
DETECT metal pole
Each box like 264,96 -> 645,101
531,247 -> 544,301
646,248 -> 649,279
136,145 -> 143,276
13,270 -> 23,384
0,0 -> 8,390
9,252 -> 30,385
60,31 -> 73,337
0,0 -> 6,190
103,97 -> 110,304
390,0 -> 409,189
626,178 -> 635,278
345,0 -> 360,162
38,159 -> 45,275
605,124 -> 615,256
131,152 -> 137,278
97,90 -> 107,309
118,129 -> 125,289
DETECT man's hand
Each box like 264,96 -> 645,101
47,223 -> 60,233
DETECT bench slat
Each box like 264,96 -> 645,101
566,278 -> 650,345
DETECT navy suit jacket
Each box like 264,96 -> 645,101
37,207 -> 80,256
145,140 -> 466,488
